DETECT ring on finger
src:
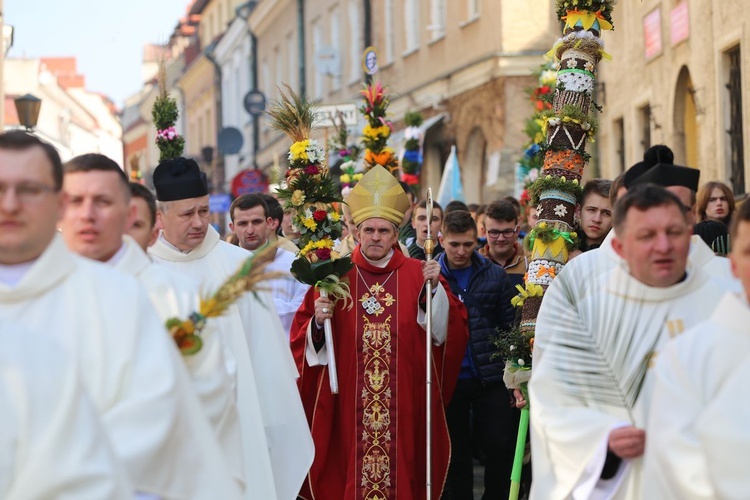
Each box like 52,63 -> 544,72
322,307 -> 329,314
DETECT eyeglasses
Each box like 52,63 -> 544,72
0,182 -> 58,204
486,226 -> 518,239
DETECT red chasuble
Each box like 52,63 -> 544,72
291,246 -> 468,500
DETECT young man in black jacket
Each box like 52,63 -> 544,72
436,210 -> 517,500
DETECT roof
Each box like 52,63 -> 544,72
4,96 -> 19,126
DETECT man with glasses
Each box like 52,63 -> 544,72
0,130 -> 241,498
479,199 -> 528,287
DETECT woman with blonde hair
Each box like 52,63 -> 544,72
697,181 -> 735,226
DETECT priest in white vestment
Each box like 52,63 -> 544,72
529,185 -> 723,500
568,153 -> 740,292
228,193 -> 309,337
644,201 -> 750,499
59,154 -> 244,489
694,352 -> 750,499
0,132 -> 241,499
0,323 -> 133,499
148,157 -> 314,500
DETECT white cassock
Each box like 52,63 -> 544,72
644,292 -> 750,499
248,245 -> 309,338
529,258 -> 723,500
111,235 -> 244,489
694,347 -> 750,499
574,231 -> 740,293
0,323 -> 133,499
0,234 -> 242,499
149,225 -> 314,500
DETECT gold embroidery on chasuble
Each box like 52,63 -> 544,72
358,270 -> 398,499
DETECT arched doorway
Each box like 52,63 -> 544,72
673,66 -> 700,168
463,127 -> 487,204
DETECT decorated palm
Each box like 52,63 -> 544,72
268,85 -> 354,394
360,82 -> 398,174
502,2 -> 618,498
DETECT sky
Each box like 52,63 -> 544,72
5,0 -> 190,108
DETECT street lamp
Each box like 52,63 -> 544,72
14,94 -> 42,131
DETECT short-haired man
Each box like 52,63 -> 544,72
563,146 -> 739,292
408,199 -> 444,260
148,157 -> 313,499
529,185 -> 724,499
257,192 -> 299,253
128,182 -> 159,250
444,199 -> 469,214
644,199 -> 750,497
480,199 -> 528,287
578,179 -> 613,252
291,165 -> 468,499
60,153 -> 244,493
0,132 -> 239,498
397,180 -> 417,246
436,210 -> 517,499
229,193 -> 309,337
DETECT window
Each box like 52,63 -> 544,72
404,0 -> 420,53
638,104 -> 652,155
613,117 -> 625,173
261,57 -> 270,132
726,46 -> 745,194
384,0 -> 394,63
468,0 -> 480,18
274,45 -> 283,98
312,18 -> 323,98
286,33 -> 296,92
348,0 -> 361,82
429,0 -> 446,40
330,5 -> 342,91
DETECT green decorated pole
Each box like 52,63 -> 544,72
505,2 -> 617,499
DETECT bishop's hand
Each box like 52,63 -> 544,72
314,296 -> 334,326
422,260 -> 440,288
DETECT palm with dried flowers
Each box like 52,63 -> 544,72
166,242 -> 285,355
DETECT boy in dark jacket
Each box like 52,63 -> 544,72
436,210 -> 517,500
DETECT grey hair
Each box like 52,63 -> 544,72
156,200 -> 172,213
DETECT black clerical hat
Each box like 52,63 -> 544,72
623,144 -> 676,188
629,162 -> 700,191
152,157 -> 208,201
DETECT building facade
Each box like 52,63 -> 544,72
597,0 -> 749,194
4,57 -> 122,164
249,0 -> 557,203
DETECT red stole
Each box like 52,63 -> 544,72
290,246 -> 468,499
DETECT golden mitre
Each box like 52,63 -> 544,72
345,165 -> 410,226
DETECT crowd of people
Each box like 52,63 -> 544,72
0,129 -> 747,500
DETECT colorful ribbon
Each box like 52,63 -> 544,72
316,274 -> 353,310
511,283 -> 545,308
563,9 -> 614,32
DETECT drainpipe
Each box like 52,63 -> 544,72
363,0 -> 372,84
297,0 -> 306,97
204,43 -> 226,231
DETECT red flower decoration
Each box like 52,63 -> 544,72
304,165 -> 320,175
313,210 -> 328,222
315,247 -> 332,261
401,173 -> 420,186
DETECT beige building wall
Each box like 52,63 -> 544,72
597,0 -> 750,194
250,0 -> 558,202
179,54 -> 216,165
199,0 -> 246,45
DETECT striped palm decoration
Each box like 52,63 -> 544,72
506,2 -> 617,498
